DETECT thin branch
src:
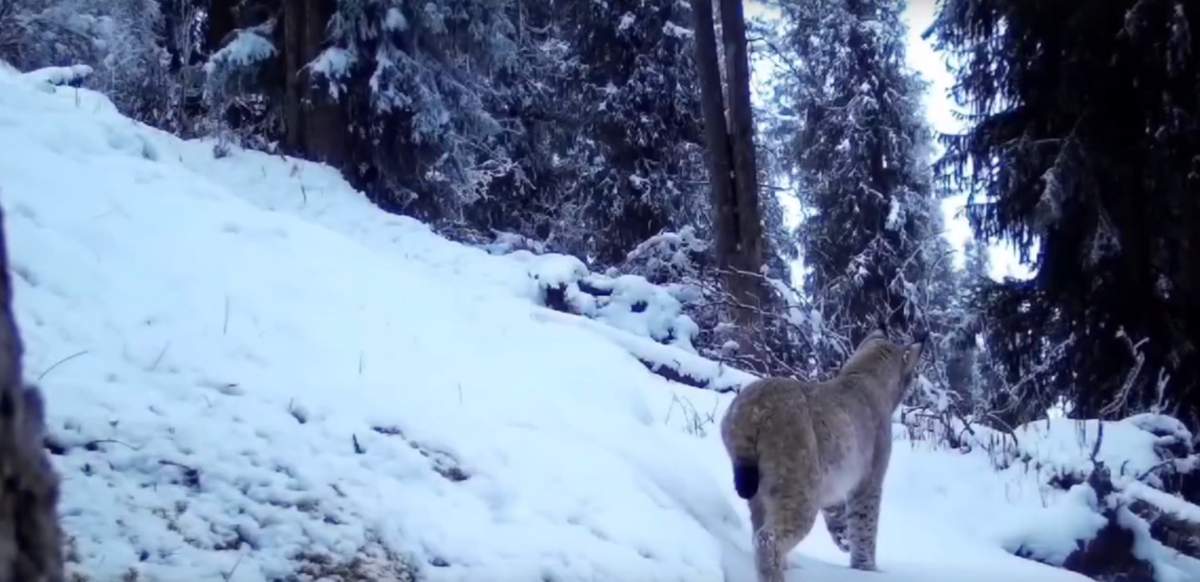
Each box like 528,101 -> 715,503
36,350 -> 89,382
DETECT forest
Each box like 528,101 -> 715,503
0,0 -> 1197,581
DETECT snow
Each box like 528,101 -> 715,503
1014,417 -> 1171,479
204,29 -> 276,74
384,7 -> 408,32
1122,481 -> 1200,525
1115,504 -> 1200,582
663,21 -> 694,40
1125,412 -> 1193,445
884,196 -> 903,231
1001,484 -> 1107,566
513,252 -> 701,352
23,64 -> 93,87
618,12 -> 637,33
0,63 -> 1110,581
621,225 -> 706,282
484,230 -> 546,255
309,47 -> 356,98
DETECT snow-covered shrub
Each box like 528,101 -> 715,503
0,0 -> 94,73
201,20 -> 280,154
588,275 -> 700,352
515,252 -> 700,353
484,230 -> 547,256
487,225 -> 808,380
22,63 -> 91,86
0,0 -> 173,128
999,414 -> 1200,581
618,226 -> 708,285
1007,482 -> 1109,567
305,0 -> 531,220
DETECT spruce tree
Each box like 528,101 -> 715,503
774,0 -> 953,376
199,0 -> 709,267
932,0 -> 1200,427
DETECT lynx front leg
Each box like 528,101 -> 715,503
846,485 -> 882,571
821,502 -> 851,553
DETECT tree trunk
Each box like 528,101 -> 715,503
282,0 -> 346,167
691,0 -> 766,364
691,0 -> 737,263
206,0 -> 237,54
718,0 -> 764,281
0,208 -> 63,582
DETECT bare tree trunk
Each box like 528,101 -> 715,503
691,0 -> 737,264
282,0 -> 346,166
205,0 -> 237,55
0,208 -> 63,582
282,0 -> 305,156
718,0 -> 764,279
691,0 -> 767,364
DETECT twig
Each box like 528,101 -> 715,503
1100,328 -> 1147,418
36,350 -> 89,382
983,412 -> 1021,449
993,335 -> 1075,414
159,459 -> 198,472
1136,458 -> 1179,482
220,548 -> 245,581
1090,421 -> 1105,465
150,342 -> 170,371
83,438 -> 142,451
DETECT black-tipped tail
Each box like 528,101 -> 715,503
733,461 -> 759,499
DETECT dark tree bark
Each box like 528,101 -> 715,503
206,0 -> 237,54
0,208 -> 63,582
691,0 -> 767,363
931,0 -> 1200,427
281,0 -> 346,167
718,0 -> 765,280
691,0 -> 737,262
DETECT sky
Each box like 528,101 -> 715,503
904,1 -> 1033,280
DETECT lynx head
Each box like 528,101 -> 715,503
839,328 -> 925,405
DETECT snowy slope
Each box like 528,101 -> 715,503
0,65 -> 1094,582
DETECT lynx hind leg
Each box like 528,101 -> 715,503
846,486 -> 883,571
750,495 -> 766,533
753,496 -> 818,582
822,502 -> 851,553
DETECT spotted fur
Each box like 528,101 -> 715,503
720,330 -> 923,581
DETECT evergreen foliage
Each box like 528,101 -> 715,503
931,0 -> 1200,426
771,0 -> 956,381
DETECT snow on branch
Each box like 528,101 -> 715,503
204,26 -> 276,75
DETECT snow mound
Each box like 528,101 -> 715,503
0,62 -> 1096,582
1004,484 -> 1107,566
23,64 -> 93,87
512,251 -> 701,352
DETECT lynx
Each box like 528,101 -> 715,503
721,330 -> 924,582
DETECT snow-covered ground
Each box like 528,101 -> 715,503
0,63 -> 1166,581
